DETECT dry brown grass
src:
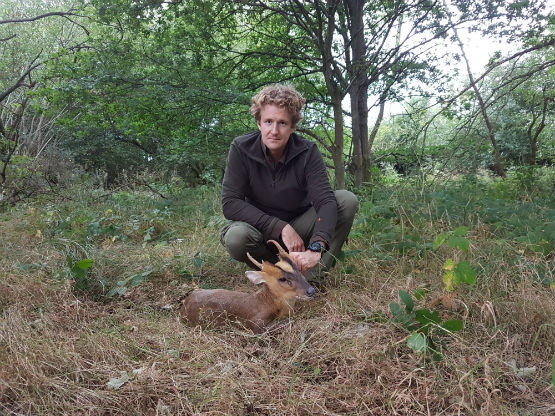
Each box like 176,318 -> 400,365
0,188 -> 553,415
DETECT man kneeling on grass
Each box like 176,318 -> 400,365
219,84 -> 358,284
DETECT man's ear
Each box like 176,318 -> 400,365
245,271 -> 266,285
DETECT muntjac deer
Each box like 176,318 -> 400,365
179,240 -> 315,333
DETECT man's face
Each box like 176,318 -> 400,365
257,104 -> 296,161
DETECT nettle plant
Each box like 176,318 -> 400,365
390,226 -> 476,361
390,289 -> 463,361
433,226 -> 476,291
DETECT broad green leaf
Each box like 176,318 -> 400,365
443,269 -> 456,292
447,236 -> 469,252
74,276 -> 89,291
128,270 -> 152,287
443,258 -> 457,291
453,226 -> 468,236
76,259 -> 94,270
443,258 -> 455,271
390,303 -> 413,328
414,309 -> 441,326
455,261 -> 476,285
72,268 -> 87,279
399,290 -> 414,312
106,287 -> 127,298
389,302 -> 403,319
192,252 -> 204,268
407,332 -> 427,352
432,232 -> 449,250
413,288 -> 427,300
442,319 -> 463,332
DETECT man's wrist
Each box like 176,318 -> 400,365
308,241 -> 325,253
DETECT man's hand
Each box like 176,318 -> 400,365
289,250 -> 321,274
281,224 -> 305,252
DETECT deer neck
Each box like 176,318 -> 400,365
255,284 -> 296,318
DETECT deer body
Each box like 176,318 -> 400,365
179,240 -> 315,333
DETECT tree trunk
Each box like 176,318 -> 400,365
345,0 -> 368,187
367,99 -> 385,179
331,96 -> 345,189
526,91 -> 550,165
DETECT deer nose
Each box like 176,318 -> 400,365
306,286 -> 315,297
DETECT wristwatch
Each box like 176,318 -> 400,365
308,241 -> 325,253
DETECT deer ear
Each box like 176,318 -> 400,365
245,271 -> 266,285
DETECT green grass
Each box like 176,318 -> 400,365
0,170 -> 553,415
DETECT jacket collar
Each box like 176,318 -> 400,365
238,131 -> 309,165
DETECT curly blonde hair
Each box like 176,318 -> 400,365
250,84 -> 306,126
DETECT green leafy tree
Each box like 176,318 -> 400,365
42,0 -> 250,185
0,0 -> 88,203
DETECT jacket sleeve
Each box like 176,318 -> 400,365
305,146 -> 337,247
221,143 -> 287,241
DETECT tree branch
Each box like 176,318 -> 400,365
0,52 -> 42,103
0,11 -> 79,25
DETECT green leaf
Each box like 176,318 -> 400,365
389,302 -> 403,319
192,252 -> 204,268
455,261 -> 476,285
76,259 -> 94,270
433,232 -> 449,250
71,267 -> 87,279
398,290 -> 414,312
128,270 -> 152,287
447,236 -> 469,252
442,319 -> 463,332
414,309 -> 441,326
407,332 -> 427,352
443,258 -> 457,291
453,226 -> 468,237
106,287 -> 127,298
413,288 -> 427,300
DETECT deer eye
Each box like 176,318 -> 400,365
278,277 -> 287,283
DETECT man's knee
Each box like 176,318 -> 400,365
334,190 -> 359,220
221,222 -> 261,260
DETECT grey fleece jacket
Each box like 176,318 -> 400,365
221,131 -> 338,246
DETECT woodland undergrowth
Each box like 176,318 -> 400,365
0,169 -> 553,415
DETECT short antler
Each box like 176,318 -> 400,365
267,239 -> 287,255
246,252 -> 264,269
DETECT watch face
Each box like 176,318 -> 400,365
309,242 -> 323,252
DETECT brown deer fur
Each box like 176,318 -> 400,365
179,240 -> 315,333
